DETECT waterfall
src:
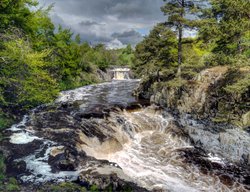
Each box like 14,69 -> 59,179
111,68 -> 131,80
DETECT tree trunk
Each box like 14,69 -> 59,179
177,25 -> 183,77
177,0 -> 185,77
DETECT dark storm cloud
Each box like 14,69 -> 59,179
38,0 -> 166,48
79,20 -> 103,27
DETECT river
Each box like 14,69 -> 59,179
4,80 -> 250,191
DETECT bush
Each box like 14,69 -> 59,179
224,74 -> 250,97
6,178 -> 20,192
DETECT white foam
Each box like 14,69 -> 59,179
20,143 -> 80,183
8,115 -> 29,132
207,153 -> 225,165
10,132 -> 40,144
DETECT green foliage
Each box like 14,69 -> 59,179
47,26 -> 98,90
224,73 -> 250,96
0,111 -> 14,141
134,0 -> 250,91
134,23 -> 208,80
0,0 -> 38,31
161,0 -> 206,69
0,37 -> 59,109
5,178 -> 20,192
161,0 -> 202,29
200,0 -> 250,56
115,45 -> 135,67
40,182 -> 87,192
134,23 -> 178,77
181,40 -> 206,79
0,174 -> 21,192
92,44 -> 113,70
0,113 -> 13,130
165,78 -> 187,89
90,185 -> 99,192
203,53 -> 250,67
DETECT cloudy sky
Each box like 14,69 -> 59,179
37,0 -> 166,48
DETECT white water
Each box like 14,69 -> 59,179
100,109 -> 246,192
7,80 -> 141,184
6,80 -> 249,191
56,80 -> 139,103
9,119 -> 80,184
8,114 -> 41,144
19,140 -> 80,184
10,132 -> 41,144
111,68 -> 130,80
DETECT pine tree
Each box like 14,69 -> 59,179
161,0 -> 205,75
134,23 -> 178,76
199,0 -> 250,56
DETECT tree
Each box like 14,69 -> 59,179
134,23 -> 178,77
0,0 -> 38,31
161,0 -> 205,75
199,0 -> 250,56
123,44 -> 133,55
0,34 -> 59,110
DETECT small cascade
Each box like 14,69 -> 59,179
111,67 -> 131,80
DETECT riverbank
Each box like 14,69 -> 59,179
135,66 -> 250,130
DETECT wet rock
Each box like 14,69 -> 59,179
219,174 -> 234,186
3,140 -> 43,159
58,160 -> 76,171
78,166 -> 149,192
181,147 -> 250,187
48,146 -> 81,172
7,160 -> 27,176
2,79 -> 250,191
244,176 -> 250,185
50,146 -> 65,157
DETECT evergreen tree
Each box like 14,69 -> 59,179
134,23 -> 178,77
161,0 -> 205,75
199,0 -> 250,56
0,0 -> 38,31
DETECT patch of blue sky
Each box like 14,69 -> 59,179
136,28 -> 150,36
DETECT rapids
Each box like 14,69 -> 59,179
3,80 -> 250,191
91,108 -> 248,192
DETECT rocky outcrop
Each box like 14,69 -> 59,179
135,66 -> 250,166
137,66 -> 250,128
96,69 -> 112,82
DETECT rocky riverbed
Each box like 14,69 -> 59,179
1,79 -> 250,191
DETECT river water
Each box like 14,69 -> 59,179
6,80 -> 250,192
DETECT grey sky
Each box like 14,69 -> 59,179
38,0 -> 166,48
